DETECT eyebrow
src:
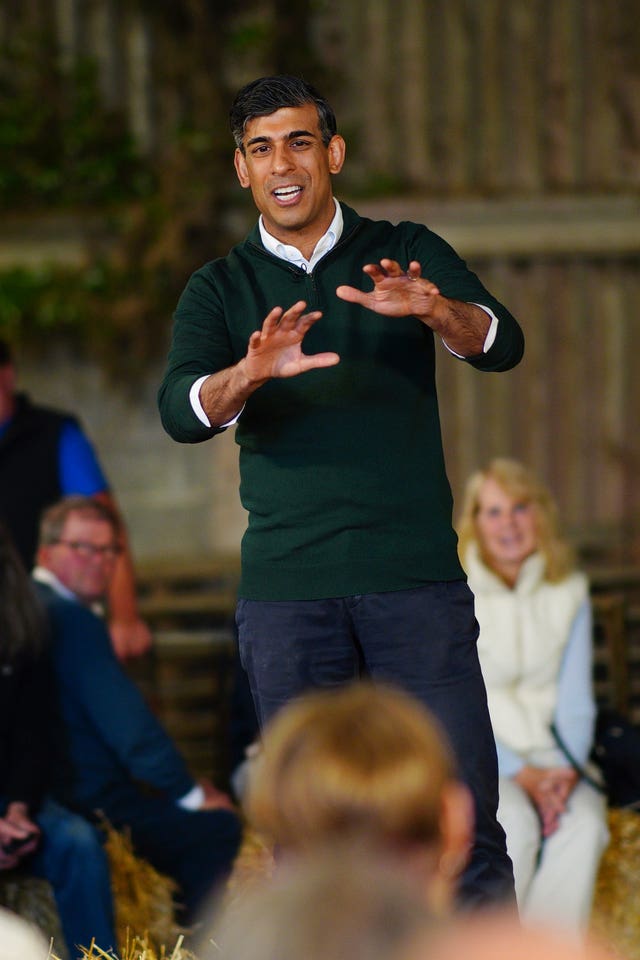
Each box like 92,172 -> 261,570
245,128 -> 318,148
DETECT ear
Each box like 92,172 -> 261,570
327,135 -> 346,175
438,780 -> 474,882
234,148 -> 251,188
36,544 -> 52,569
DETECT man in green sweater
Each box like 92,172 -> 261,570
158,75 -> 524,906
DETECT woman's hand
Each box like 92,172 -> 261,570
514,766 -> 579,837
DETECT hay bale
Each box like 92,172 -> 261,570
103,825 -> 183,957
591,808 -> 640,959
77,931 -> 196,960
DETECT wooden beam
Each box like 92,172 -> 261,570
351,195 -> 640,258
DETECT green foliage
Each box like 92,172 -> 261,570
0,34 -> 154,209
0,263 -> 172,379
0,265 -> 104,337
0,1 -> 323,378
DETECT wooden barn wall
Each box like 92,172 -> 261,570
332,0 -> 640,196
2,0 -> 639,560
6,0 -> 632,197
436,252 -> 640,561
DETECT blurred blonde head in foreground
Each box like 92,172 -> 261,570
202,844 -> 439,960
245,681 -> 474,912
202,852 -> 619,960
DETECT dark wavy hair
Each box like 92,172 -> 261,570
230,75 -> 337,152
0,524 -> 47,663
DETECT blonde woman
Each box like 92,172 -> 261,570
458,458 -> 609,932
245,682 -> 474,916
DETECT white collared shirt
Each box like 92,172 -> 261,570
258,197 -> 343,271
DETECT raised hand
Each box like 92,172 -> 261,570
244,300 -> 340,383
199,299 -> 340,427
336,259 -> 441,320
336,258 -> 490,357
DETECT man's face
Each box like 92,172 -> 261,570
234,103 -> 345,249
39,513 -> 120,605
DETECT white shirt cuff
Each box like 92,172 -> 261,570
443,304 -> 499,358
177,784 -> 205,810
189,375 -> 244,428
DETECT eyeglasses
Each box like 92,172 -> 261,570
54,540 -> 121,560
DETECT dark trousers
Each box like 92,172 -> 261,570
236,581 -> 515,907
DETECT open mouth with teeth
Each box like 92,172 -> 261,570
273,185 -> 304,203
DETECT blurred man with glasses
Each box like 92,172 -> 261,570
32,496 -> 242,928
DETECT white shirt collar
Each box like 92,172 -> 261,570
259,198 -> 343,272
33,565 -> 105,617
33,566 -> 78,602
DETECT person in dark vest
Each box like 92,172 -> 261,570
0,340 -> 151,659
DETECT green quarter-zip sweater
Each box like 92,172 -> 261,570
158,203 -> 524,601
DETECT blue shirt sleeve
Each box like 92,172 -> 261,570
495,741 -> 526,779
495,596 -> 596,777
58,421 -> 109,495
554,597 -> 597,766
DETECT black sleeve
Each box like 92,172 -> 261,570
3,654 -> 55,812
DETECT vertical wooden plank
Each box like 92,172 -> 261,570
502,3 -> 543,192
620,260 -> 640,559
568,259 -> 594,535
595,262 -> 629,531
542,0 -> 584,188
545,259 -> 587,532
87,0 -> 122,108
358,0 -> 395,176
567,259 -> 600,545
53,0 -> 79,70
438,0 -> 472,193
397,0 -> 431,186
329,0 -> 364,167
126,11 -> 154,154
614,0 -> 640,189
582,0 -> 619,187
508,259 -> 543,464
465,0 -> 503,192
581,261 -> 608,534
513,259 -> 552,476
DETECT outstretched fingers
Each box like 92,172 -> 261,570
363,258 -> 407,282
246,300 -> 339,380
254,303 -> 319,342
